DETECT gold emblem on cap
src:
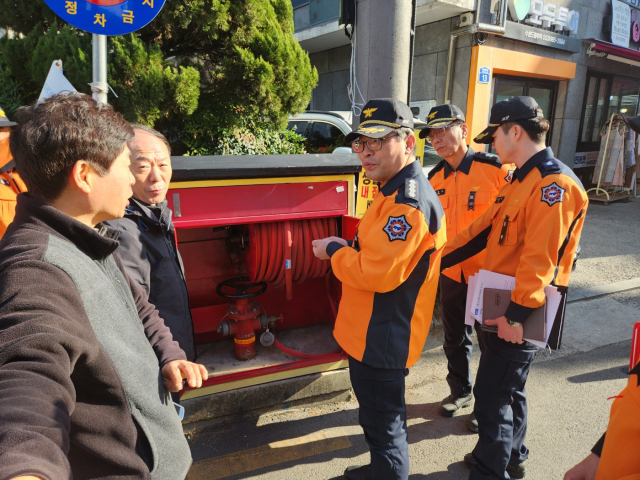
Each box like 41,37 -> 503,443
428,111 -> 438,120
363,108 -> 378,118
359,127 -> 385,134
475,132 -> 488,140
0,108 -> 5,117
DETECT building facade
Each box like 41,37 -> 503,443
293,0 -> 640,181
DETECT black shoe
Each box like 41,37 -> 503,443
438,393 -> 472,417
463,453 -> 526,479
344,464 -> 371,480
466,412 -> 478,433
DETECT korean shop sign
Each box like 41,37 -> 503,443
44,0 -> 166,36
505,0 -> 581,52
509,0 -> 580,34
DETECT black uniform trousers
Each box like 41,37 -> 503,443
440,274 -> 485,397
348,356 -> 410,480
469,331 -> 537,480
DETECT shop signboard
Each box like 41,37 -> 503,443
505,0 -> 580,52
478,67 -> 491,84
574,151 -> 599,169
503,21 -> 581,53
612,0 -> 632,47
43,0 -> 166,36
610,0 -> 640,50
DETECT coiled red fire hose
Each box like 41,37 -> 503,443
247,218 -> 338,300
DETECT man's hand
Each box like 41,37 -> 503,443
484,316 -> 524,344
312,236 -> 348,260
563,453 -> 600,480
161,360 -> 208,392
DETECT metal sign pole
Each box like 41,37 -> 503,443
92,34 -> 108,104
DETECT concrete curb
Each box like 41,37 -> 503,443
568,277 -> 640,303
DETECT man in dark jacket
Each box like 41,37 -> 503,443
0,93 -> 207,480
103,124 -> 197,363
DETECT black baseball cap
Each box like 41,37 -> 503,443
345,98 -> 414,144
627,115 -> 640,134
474,96 -> 543,144
418,104 -> 465,139
0,106 -> 17,128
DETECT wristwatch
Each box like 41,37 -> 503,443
506,318 -> 522,328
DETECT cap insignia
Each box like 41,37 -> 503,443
359,127 -> 385,134
0,108 -> 5,117
363,108 -> 378,118
428,111 -> 438,120
475,132 -> 489,140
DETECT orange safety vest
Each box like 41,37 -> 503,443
0,136 -> 26,240
428,147 -> 513,283
595,364 -> 640,480
328,161 -> 446,369
442,147 -> 588,323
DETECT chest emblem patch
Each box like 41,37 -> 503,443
505,170 -> 514,183
541,182 -> 566,206
383,215 -> 412,241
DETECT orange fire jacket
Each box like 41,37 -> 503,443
441,147 -> 588,323
328,161 -> 446,369
428,147 -> 513,283
0,136 -> 26,240
595,363 -> 640,480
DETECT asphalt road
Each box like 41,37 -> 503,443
186,197 -> 640,480
187,340 -> 631,480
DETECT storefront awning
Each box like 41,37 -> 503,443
584,39 -> 640,68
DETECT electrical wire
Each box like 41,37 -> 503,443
348,6 -> 366,118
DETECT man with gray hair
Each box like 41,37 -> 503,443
103,124 -> 197,371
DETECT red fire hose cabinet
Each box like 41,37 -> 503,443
167,154 -> 362,422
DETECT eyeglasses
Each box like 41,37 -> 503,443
352,133 -> 399,153
425,123 -> 461,143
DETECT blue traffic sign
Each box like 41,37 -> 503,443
478,66 -> 491,84
44,0 -> 165,36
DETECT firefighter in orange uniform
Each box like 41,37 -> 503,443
0,107 -> 26,240
441,97 -> 588,480
312,99 -> 446,480
563,362 -> 640,480
418,104 -> 513,431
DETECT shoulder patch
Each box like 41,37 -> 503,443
473,152 -> 501,167
541,182 -> 566,206
427,161 -> 446,180
405,178 -> 419,200
505,169 -> 514,183
383,215 -> 412,242
536,157 -> 563,177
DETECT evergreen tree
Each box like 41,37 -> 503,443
0,0 -> 317,154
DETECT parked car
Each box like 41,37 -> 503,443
288,111 -> 441,172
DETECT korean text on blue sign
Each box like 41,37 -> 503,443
478,67 -> 491,84
44,0 -> 165,36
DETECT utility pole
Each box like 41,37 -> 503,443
92,34 -> 108,104
353,0 -> 413,123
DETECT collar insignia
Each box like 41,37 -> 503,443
363,108 -> 378,118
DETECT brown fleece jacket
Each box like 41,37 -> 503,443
0,194 -> 187,480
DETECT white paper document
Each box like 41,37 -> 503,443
465,269 -> 562,348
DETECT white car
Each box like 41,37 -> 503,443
288,111 -> 441,173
